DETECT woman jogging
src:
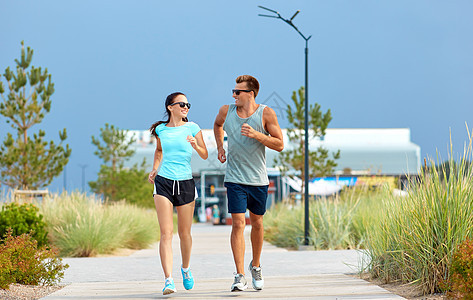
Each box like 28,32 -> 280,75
148,92 -> 208,295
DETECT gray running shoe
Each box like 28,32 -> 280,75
248,260 -> 264,290
231,273 -> 248,292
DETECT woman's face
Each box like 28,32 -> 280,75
168,94 -> 190,119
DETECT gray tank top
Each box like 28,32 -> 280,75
223,104 -> 269,186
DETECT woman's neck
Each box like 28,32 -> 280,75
167,116 -> 185,127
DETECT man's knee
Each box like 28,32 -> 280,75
250,214 -> 264,229
232,215 -> 246,231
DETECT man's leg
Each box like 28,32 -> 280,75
246,185 -> 268,291
225,182 -> 249,291
249,211 -> 264,268
231,213 -> 247,274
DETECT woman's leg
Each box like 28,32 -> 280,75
154,195 -> 174,278
176,200 -> 195,268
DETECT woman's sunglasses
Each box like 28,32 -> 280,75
170,102 -> 191,109
232,89 -> 253,95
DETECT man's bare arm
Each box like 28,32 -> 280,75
241,107 -> 284,152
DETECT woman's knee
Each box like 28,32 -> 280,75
178,228 -> 191,240
160,230 -> 174,242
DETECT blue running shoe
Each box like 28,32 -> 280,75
163,278 -> 176,295
181,267 -> 194,290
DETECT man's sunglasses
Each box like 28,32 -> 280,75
232,89 -> 253,95
170,102 -> 191,109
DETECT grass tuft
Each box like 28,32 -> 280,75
366,131 -> 473,295
39,191 -> 159,257
264,186 -> 386,250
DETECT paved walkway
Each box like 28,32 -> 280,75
42,223 -> 404,299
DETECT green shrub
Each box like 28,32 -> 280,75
89,164 -> 154,209
0,230 -> 68,289
445,239 -> 473,299
0,202 -> 48,247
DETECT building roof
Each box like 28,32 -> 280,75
126,128 -> 421,176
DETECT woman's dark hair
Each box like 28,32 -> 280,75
149,92 -> 188,138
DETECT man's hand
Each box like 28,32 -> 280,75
241,123 -> 257,139
148,169 -> 157,184
218,148 -> 226,163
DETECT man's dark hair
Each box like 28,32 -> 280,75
236,75 -> 260,98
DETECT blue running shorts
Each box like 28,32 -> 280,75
224,182 -> 268,215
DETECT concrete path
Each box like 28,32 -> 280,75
42,223 -> 404,299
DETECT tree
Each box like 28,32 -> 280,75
89,123 -> 152,207
0,41 -> 71,190
274,87 -> 340,192
91,123 -> 135,174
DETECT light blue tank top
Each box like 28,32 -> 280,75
155,122 -> 201,180
223,104 -> 269,186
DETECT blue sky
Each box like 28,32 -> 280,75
1,0 -> 472,192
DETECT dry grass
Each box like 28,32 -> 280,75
359,273 -> 447,299
0,284 -> 64,300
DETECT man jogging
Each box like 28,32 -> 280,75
214,75 -> 284,292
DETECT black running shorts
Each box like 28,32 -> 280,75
153,175 -> 195,206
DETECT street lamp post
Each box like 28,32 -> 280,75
78,164 -> 88,192
258,6 -> 312,245
63,167 -> 67,191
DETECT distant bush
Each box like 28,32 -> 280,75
0,230 -> 68,289
89,165 -> 154,208
0,202 -> 48,247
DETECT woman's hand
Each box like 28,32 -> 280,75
187,135 -> 198,149
189,131 -> 208,160
148,169 -> 157,184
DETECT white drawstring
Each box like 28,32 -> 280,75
172,180 -> 180,195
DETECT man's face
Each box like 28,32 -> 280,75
232,82 -> 253,107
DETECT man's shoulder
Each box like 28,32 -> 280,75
261,105 -> 281,131
261,105 -> 276,117
218,104 -> 231,115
